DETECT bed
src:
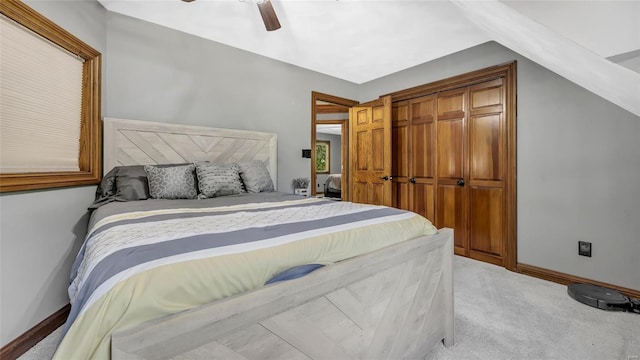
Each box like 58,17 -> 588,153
324,173 -> 342,199
53,118 -> 454,360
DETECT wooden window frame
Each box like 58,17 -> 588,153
0,0 -> 101,192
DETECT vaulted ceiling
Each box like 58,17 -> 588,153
99,0 -> 640,116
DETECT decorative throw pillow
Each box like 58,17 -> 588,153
237,160 -> 275,193
195,162 -> 244,198
144,164 -> 198,199
115,165 -> 150,201
88,167 -> 118,209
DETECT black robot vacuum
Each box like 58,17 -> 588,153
568,283 -> 639,313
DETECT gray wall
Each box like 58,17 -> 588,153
0,0 -> 107,346
359,41 -> 640,291
105,11 -> 358,193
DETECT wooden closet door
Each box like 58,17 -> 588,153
392,101 -> 410,210
385,63 -> 516,269
467,78 -> 506,265
409,95 -> 436,222
435,88 -> 467,255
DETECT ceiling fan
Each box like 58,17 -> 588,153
181,0 -> 281,31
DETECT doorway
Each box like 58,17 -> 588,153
311,92 -> 358,200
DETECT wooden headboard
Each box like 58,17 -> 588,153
103,118 -> 278,189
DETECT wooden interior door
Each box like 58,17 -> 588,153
435,88 -> 468,255
349,96 -> 392,206
467,78 -> 506,265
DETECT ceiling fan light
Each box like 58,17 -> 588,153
257,0 -> 281,31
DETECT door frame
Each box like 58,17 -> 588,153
383,61 -> 517,271
311,92 -> 359,200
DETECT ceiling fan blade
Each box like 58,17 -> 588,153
257,0 -> 281,31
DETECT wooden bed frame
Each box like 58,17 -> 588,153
103,117 -> 454,359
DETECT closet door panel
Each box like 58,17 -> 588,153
392,101 -> 410,210
467,78 -> 505,263
437,119 -> 464,179
437,90 -> 465,181
393,182 -> 410,210
437,184 -> 466,252
437,91 -> 464,117
409,95 -> 437,222
392,108 -> 409,178
469,113 -> 502,182
411,182 -> 435,222
469,79 -> 504,183
469,187 -> 504,262
411,122 -> 434,178
436,89 -> 467,254
410,96 -> 436,178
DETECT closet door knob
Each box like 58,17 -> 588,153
456,179 -> 465,187
380,176 -> 393,181
409,177 -> 417,184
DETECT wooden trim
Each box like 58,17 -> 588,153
315,104 -> 349,114
384,62 -> 516,102
0,304 -> 70,360
517,263 -> 640,299
504,62 -> 518,271
0,0 -> 102,193
311,92 -> 359,197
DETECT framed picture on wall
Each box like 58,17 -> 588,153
315,140 -> 330,174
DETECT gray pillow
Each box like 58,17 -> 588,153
89,165 -> 149,209
115,165 -> 150,201
195,162 -> 244,198
88,167 -> 119,209
144,164 -> 198,199
237,160 -> 274,193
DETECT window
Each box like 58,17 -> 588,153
0,0 -> 101,192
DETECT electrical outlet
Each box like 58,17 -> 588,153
578,241 -> 592,257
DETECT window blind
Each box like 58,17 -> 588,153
1,14 -> 84,173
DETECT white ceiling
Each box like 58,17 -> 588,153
99,0 -> 640,115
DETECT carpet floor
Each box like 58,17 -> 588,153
18,256 -> 640,360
